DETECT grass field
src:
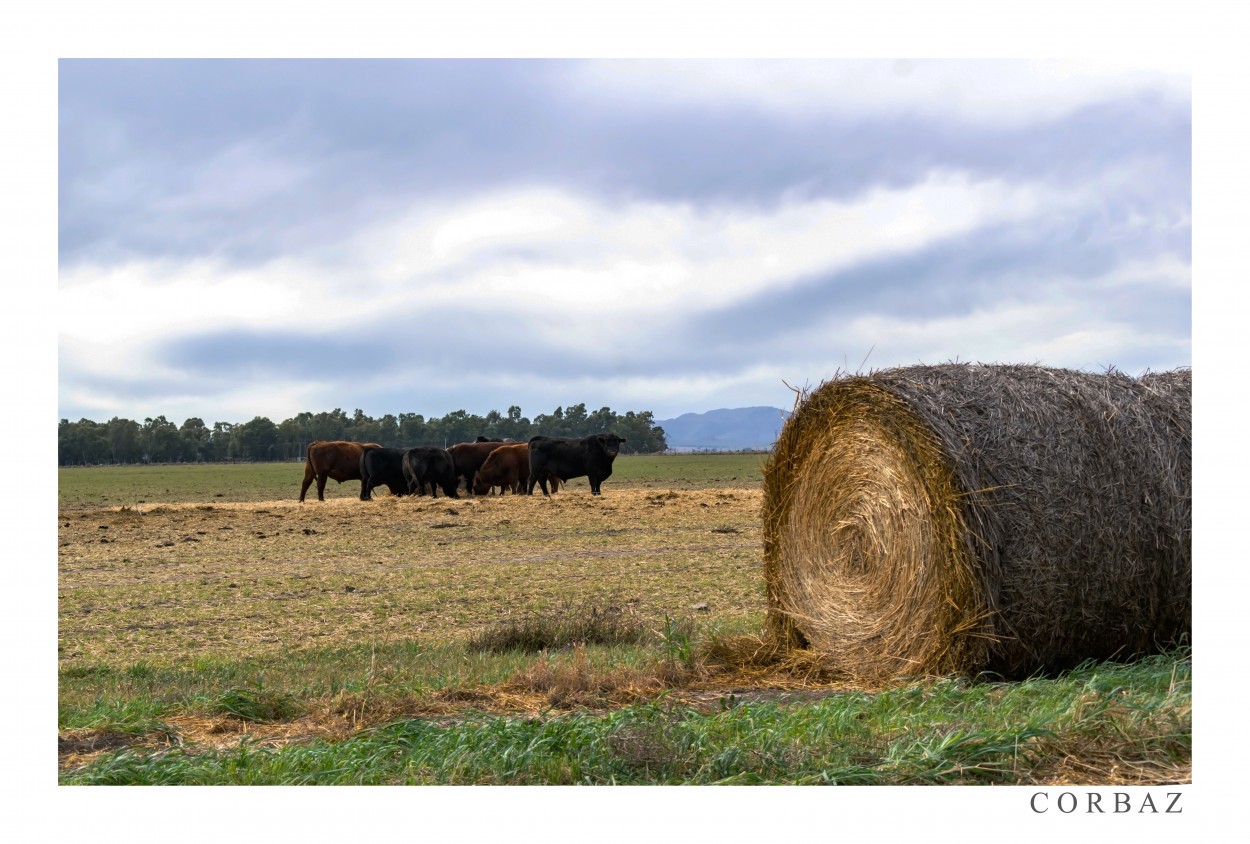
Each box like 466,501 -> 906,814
57,454 -> 1191,785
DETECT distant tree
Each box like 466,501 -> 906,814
209,422 -> 235,461
143,416 -> 182,463
376,413 -> 400,447
59,418 -> 110,465
348,409 -> 379,445
179,417 -> 212,462
59,402 -> 669,462
107,417 -> 142,464
481,409 -> 504,439
398,413 -> 430,445
276,417 -> 305,461
499,405 -> 531,441
532,406 -> 565,437
309,408 -> 351,442
616,410 -> 667,454
433,410 -> 481,447
587,406 -> 616,433
564,403 -> 589,436
234,416 -> 278,461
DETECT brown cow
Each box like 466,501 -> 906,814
447,440 -> 512,495
472,443 -> 562,495
298,440 -> 382,502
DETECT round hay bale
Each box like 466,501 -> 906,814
763,363 -> 1191,681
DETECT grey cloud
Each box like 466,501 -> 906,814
141,187 -> 1190,413
60,60 -> 1190,268
684,206 -> 1189,353
58,60 -> 1191,425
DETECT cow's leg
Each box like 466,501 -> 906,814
299,466 -> 314,502
317,474 -> 328,501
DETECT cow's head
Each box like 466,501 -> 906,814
595,433 -> 626,458
472,476 -> 493,495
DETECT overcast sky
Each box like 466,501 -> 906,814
58,58 -> 1191,426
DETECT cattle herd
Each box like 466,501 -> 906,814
297,434 -> 628,502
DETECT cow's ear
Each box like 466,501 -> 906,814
619,437 -> 627,442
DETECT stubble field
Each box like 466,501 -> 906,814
59,473 -> 765,669
57,454 -> 1191,785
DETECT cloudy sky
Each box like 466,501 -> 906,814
58,58 -> 1191,426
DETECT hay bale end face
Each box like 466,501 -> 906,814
763,363 -> 1191,681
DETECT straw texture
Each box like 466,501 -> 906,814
763,363 -> 1191,681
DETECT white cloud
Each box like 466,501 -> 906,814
1088,254 -> 1192,292
569,59 -> 1189,126
357,172 -> 1055,316
62,171 -> 1055,353
58,259 -> 313,347
805,299 -> 1180,377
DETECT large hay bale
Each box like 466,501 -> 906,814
763,363 -> 1191,681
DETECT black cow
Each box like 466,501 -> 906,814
402,447 -> 460,498
526,433 -> 627,496
359,446 -> 411,501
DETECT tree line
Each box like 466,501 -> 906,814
57,404 -> 668,466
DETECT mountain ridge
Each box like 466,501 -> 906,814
655,406 -> 790,451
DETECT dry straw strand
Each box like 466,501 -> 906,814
763,363 -> 1191,682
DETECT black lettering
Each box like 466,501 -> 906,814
1139,793 -> 1157,814
1115,792 -> 1131,813
1030,793 -> 1048,813
1058,792 -> 1077,814
1087,793 -> 1104,813
1167,792 -> 1183,814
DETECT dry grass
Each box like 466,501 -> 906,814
59,489 -> 765,669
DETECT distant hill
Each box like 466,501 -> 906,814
656,406 -> 790,451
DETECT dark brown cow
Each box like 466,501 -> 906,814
472,443 -> 561,495
447,440 -> 514,495
298,440 -> 382,502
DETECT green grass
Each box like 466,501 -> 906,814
57,452 -> 768,508
61,649 -> 1190,785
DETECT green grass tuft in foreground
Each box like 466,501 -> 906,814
61,650 -> 1189,785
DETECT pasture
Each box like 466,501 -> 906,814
58,454 -> 1190,785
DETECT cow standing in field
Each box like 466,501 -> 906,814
527,433 -> 626,496
359,446 -> 412,500
472,442 -> 561,495
447,440 -> 514,495
402,447 -> 460,498
299,440 -> 382,502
